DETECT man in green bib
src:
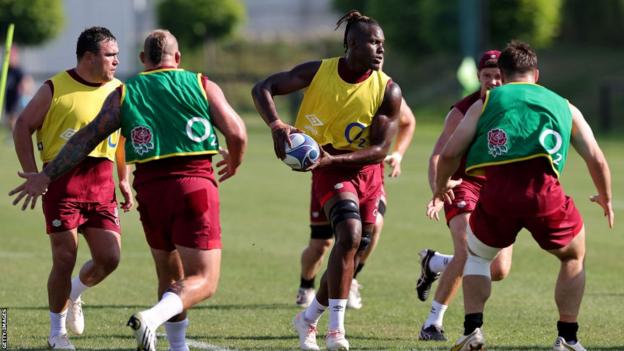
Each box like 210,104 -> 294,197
10,29 -> 247,351
430,41 -> 613,351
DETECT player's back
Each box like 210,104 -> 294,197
480,157 -> 565,217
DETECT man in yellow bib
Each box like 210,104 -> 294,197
252,10 -> 403,351
295,98 -> 416,311
11,27 -> 132,350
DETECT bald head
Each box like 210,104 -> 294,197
143,29 -> 179,66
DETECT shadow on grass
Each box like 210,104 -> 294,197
584,292 -> 624,297
9,337 -> 623,350
10,348 -> 624,351
6,304 -> 149,311
194,303 -> 293,311
6,302 -> 293,311
12,349 -> 131,351
466,348 -> 624,351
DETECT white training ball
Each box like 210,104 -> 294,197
283,133 -> 320,171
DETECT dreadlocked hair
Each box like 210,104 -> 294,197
335,10 -> 378,50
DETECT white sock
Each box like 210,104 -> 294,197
424,300 -> 448,328
165,318 -> 190,351
303,297 -> 327,325
69,276 -> 89,301
328,298 -> 347,332
49,310 -> 68,337
140,292 -> 184,331
429,253 -> 453,273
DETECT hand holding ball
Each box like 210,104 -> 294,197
282,133 -> 320,171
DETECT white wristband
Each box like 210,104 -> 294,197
391,151 -> 402,163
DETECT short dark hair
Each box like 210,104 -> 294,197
76,26 -> 116,60
498,40 -> 538,77
335,10 -> 379,50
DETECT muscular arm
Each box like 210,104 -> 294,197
251,61 -> 320,127
428,107 -> 464,192
384,97 -> 416,177
251,61 -> 321,159
393,98 -> 416,156
569,103 -> 614,228
322,81 -> 403,167
13,83 -> 53,173
115,136 -> 134,211
43,90 -> 122,181
204,78 -> 248,181
434,99 -> 483,196
115,136 -> 130,181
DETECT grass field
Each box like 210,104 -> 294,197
0,118 -> 622,350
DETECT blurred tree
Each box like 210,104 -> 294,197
560,0 -> 624,46
489,0 -> 562,48
332,0 -> 368,13
157,0 -> 245,50
0,0 -> 64,46
331,0 -> 562,58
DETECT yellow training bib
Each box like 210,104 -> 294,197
37,70 -> 121,162
294,57 -> 390,151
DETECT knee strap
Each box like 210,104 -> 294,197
329,199 -> 360,229
464,225 -> 501,277
377,199 -> 387,217
357,229 -> 372,253
464,252 -> 492,277
466,225 -> 501,260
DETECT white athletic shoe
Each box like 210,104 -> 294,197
450,328 -> 485,351
66,296 -> 84,335
347,279 -> 362,310
47,334 -> 75,350
127,312 -> 157,351
326,329 -> 349,351
296,287 -> 316,308
553,336 -> 587,351
293,311 -> 320,351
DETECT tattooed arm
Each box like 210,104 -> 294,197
9,89 -> 122,210
44,90 -> 123,179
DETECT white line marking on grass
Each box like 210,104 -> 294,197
186,338 -> 236,351
157,332 -> 236,351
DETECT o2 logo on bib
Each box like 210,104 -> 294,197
539,129 -> 563,164
344,122 -> 367,148
107,132 -> 118,148
186,117 -> 217,146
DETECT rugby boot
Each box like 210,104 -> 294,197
416,249 -> 440,301
326,329 -> 349,351
47,334 -> 75,350
66,296 -> 84,335
419,324 -> 447,341
553,336 -> 586,351
450,328 -> 485,351
347,279 -> 362,309
293,311 -> 320,351
127,312 -> 157,351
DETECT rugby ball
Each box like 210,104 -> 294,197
283,133 -> 320,171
